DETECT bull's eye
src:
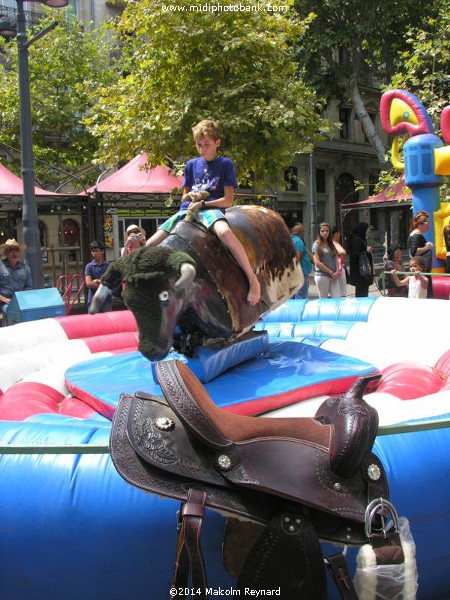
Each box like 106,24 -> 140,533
159,291 -> 169,302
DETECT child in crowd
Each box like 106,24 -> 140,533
391,256 -> 429,299
145,119 -> 260,305
85,241 -> 112,312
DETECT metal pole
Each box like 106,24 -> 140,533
309,152 -> 318,245
16,0 -> 43,288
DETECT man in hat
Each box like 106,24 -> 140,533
0,239 -> 33,314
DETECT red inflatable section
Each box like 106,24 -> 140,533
433,276 -> 450,300
0,382 -> 97,420
377,350 -> 450,400
55,310 -> 137,339
0,311 -> 139,421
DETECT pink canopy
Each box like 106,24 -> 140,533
342,177 -> 412,209
0,161 -> 85,207
87,153 -> 183,201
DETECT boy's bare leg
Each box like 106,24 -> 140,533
146,230 -> 169,247
213,221 -> 260,305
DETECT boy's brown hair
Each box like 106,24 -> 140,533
192,119 -> 221,141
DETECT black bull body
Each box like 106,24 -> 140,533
90,206 -> 303,359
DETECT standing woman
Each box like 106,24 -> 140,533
331,225 -> 347,297
407,211 -> 434,298
349,222 -> 374,297
312,222 -> 340,298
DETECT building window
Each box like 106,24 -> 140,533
335,172 -> 358,205
339,108 -> 351,140
316,169 -> 326,193
284,166 -> 298,192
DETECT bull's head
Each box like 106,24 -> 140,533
90,247 -> 196,360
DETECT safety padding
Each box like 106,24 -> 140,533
301,297 -> 376,322
292,320 -> 354,340
259,298 -> 309,323
432,276 -> 450,300
180,331 -> 269,383
0,382 -> 65,421
377,362 -> 443,400
55,310 -> 137,339
82,332 -> 139,354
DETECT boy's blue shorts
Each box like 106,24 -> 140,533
159,208 -> 227,233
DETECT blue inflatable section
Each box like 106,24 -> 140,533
2,297 -> 450,600
65,340 -> 377,414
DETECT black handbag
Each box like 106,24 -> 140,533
359,253 -> 373,284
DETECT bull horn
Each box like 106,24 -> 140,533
174,262 -> 196,290
89,283 -> 112,314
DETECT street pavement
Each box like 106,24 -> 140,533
306,275 -> 383,300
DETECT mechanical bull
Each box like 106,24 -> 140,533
90,205 -> 303,360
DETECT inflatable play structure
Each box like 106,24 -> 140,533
380,89 -> 450,297
1,297 -> 450,600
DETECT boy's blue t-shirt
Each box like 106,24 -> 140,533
181,155 -> 238,210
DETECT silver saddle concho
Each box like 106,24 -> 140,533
110,359 -> 404,600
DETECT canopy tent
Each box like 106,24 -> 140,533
341,177 -> 412,211
87,153 -> 184,208
340,177 -> 413,256
0,161 -> 86,210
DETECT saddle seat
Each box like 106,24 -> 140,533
123,360 -> 386,525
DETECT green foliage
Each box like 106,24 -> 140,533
390,2 -> 450,131
295,0 -> 440,100
86,0 -> 330,187
0,10 -> 115,186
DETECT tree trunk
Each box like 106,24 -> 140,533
350,83 -> 389,168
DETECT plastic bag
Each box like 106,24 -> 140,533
353,517 -> 418,600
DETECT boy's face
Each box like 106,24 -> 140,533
195,136 -> 220,161
91,247 -> 104,261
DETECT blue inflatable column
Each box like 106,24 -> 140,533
403,134 -> 445,269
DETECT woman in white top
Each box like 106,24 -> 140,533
312,222 -> 341,298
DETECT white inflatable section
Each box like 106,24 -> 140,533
0,318 -> 67,355
322,297 -> 449,369
0,320 -> 113,393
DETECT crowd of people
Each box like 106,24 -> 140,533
289,210 -> 448,300
1,117 -> 447,312
290,220 -> 374,300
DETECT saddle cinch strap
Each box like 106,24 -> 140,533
110,360 -> 395,600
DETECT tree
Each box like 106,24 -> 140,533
0,11 -> 115,187
390,2 -> 450,131
86,0 -> 330,187
294,0 -> 441,168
